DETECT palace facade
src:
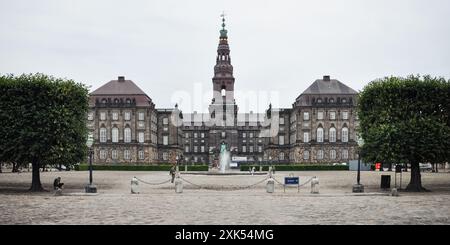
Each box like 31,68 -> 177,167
87,18 -> 359,165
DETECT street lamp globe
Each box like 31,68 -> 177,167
357,137 -> 364,148
86,133 -> 94,148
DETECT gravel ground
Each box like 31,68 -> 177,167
1,170 -> 450,224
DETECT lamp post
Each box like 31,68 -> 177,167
85,133 -> 97,193
353,138 -> 364,193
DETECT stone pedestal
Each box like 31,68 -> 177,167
175,178 -> 183,193
310,177 -> 319,194
131,177 -> 139,194
391,188 -> 399,197
352,184 -> 364,193
85,184 -> 97,193
266,179 -> 274,193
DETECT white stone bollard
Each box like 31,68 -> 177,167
131,177 -> 139,194
310,176 -> 319,194
175,177 -> 183,193
266,179 -> 274,193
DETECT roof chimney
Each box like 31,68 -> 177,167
118,76 -> 125,82
323,75 -> 330,81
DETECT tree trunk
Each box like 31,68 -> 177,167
388,162 -> 392,171
29,159 -> 44,192
405,162 -> 427,192
12,162 -> 17,172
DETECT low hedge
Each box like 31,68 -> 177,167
75,164 -> 209,171
240,165 -> 349,171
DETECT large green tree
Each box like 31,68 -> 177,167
358,75 -> 450,191
0,73 -> 89,191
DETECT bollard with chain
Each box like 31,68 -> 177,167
310,176 -> 319,194
131,176 -> 139,194
266,178 -> 275,193
175,175 -> 183,193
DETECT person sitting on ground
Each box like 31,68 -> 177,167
53,177 -> 64,190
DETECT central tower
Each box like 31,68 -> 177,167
209,14 -> 238,126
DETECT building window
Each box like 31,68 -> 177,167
88,112 -> 94,121
279,117 -> 285,125
330,150 -> 336,160
279,152 -> 285,161
201,146 -> 205,153
194,133 -> 198,138
330,111 -> 336,120
163,136 -> 168,145
258,146 -> 262,153
138,132 -> 144,143
138,112 -> 145,121
317,128 -> 324,143
112,150 -> 118,160
342,149 -> 348,159
279,135 -> 285,145
124,128 -> 131,143
111,127 -> 119,143
100,150 -> 106,159
185,133 -> 189,138
317,150 -> 324,160
303,151 -> 309,160
100,112 -> 106,121
194,146 -> 198,153
221,131 -> 226,138
249,146 -> 254,153
303,112 -> 309,121
100,127 -> 107,143
242,146 -> 246,153
124,111 -> 131,121
342,111 -> 349,120
139,151 -> 145,160
201,133 -> 205,138
162,152 -> 168,161
242,132 -> 246,138
124,150 -> 130,160
112,112 -> 118,121
342,127 -> 349,142
185,146 -> 189,153
303,132 -> 309,143
249,132 -> 253,138
329,127 -> 336,142
317,111 -> 324,120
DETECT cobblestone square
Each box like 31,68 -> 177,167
1,170 -> 449,224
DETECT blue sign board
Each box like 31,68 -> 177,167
285,177 -> 299,185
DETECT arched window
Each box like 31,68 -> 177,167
100,127 -> 107,143
124,127 -> 131,143
342,127 -> 349,142
279,152 -> 285,161
317,150 -> 324,160
330,150 -> 336,159
111,127 -> 119,143
303,150 -> 309,160
342,149 -> 348,159
329,127 -> 336,142
126,98 -> 131,104
317,127 -> 324,143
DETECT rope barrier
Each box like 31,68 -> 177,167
134,174 -> 314,190
135,177 -> 172,185
179,175 -> 270,190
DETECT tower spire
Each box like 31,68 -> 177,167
220,11 -> 228,39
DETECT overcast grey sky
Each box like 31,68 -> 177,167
1,0 -> 449,112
